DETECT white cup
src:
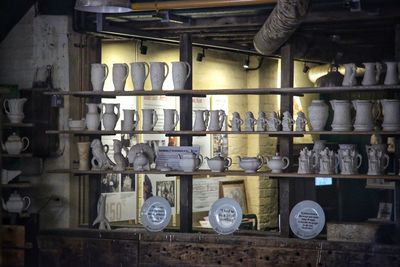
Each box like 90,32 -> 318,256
112,63 -> 129,91
150,62 -> 169,91
172,61 -> 191,90
130,62 -> 149,91
91,63 -> 108,91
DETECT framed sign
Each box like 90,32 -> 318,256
219,180 -> 248,214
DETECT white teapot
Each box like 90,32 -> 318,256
205,154 -> 232,172
179,152 -> 203,172
2,132 -> 29,155
266,153 -> 289,173
2,191 -> 31,213
237,155 -> 264,173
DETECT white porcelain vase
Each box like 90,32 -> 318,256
308,100 -> 329,131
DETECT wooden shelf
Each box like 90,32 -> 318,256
3,123 -> 34,128
45,129 -> 400,136
2,153 -> 33,158
42,85 -> 400,97
1,183 -> 32,189
268,173 -> 400,180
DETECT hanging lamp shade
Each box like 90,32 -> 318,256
75,0 -> 132,13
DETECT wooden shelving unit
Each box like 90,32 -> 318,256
3,123 -> 34,128
2,153 -> 33,158
1,183 -> 32,189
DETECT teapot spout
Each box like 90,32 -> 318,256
1,141 -> 5,151
237,155 -> 242,162
204,157 -> 210,161
1,198 -> 6,210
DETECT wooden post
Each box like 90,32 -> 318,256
179,33 -> 193,232
394,24 -> 400,238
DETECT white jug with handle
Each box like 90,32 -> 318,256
352,100 -> 379,131
383,62 -> 399,85
172,61 -> 191,90
380,99 -> 400,131
342,63 -> 357,86
2,191 -> 31,213
3,98 -> 27,123
208,110 -> 226,131
102,103 -> 120,131
193,110 -> 210,131
330,100 -> 352,131
142,109 -> 158,131
361,62 -> 382,86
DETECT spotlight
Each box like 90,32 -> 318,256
243,55 -> 250,69
140,40 -> 147,55
196,48 -> 205,62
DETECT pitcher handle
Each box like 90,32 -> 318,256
219,111 -> 226,128
115,104 -> 120,121
123,63 -> 129,81
173,110 -> 180,129
375,63 -> 382,83
21,137 -> 30,152
225,157 -> 232,168
282,156 -> 290,170
204,110 -> 210,128
23,196 -> 31,211
163,63 -> 170,82
383,154 -> 390,170
197,154 -> 203,167
103,144 -> 109,154
257,155 -> 264,170
102,64 -> 109,82
144,62 -> 150,80
3,99 -> 10,114
356,154 -> 362,169
184,62 -> 191,82
152,110 -> 158,129
133,110 -> 139,129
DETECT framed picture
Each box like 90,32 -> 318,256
219,180 -> 248,214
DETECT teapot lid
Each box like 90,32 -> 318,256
9,190 -> 22,200
181,152 -> 197,158
7,132 -> 22,142
272,153 -> 282,159
209,154 -> 224,160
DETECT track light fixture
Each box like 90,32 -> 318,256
196,48 -> 205,62
74,0 -> 133,13
243,55 -> 250,69
139,40 -> 148,55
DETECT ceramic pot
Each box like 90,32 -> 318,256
330,100 -> 352,131
266,153 -> 289,173
2,191 -> 31,213
281,111 -> 294,131
298,147 -> 314,174
230,112 -> 243,132
380,99 -> 400,131
384,62 -> 399,85
312,140 -> 326,173
112,63 -> 129,91
172,61 -> 191,90
208,110 -> 226,131
193,110 -> 210,131
142,109 -> 158,131
86,103 -> 102,130
342,63 -> 357,86
130,62 -> 149,91
366,144 -> 390,175
337,144 -> 362,175
237,155 -> 264,173
295,111 -> 307,131
102,103 -> 120,131
318,148 -> 337,175
122,109 -> 139,131
3,98 -> 27,123
150,62 -> 169,91
244,112 -> 256,131
163,109 -> 179,131
362,62 -> 382,86
205,155 -> 232,172
91,63 -> 108,91
308,100 -> 329,131
2,133 -> 29,155
266,111 -> 281,131
352,100 -> 378,131
256,112 -> 267,131
179,152 -> 203,172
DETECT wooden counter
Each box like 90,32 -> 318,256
38,228 -> 400,267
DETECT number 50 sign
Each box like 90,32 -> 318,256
103,192 -> 136,222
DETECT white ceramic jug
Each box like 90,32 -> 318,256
150,62 -> 169,91
130,62 -> 149,91
102,103 -> 120,131
318,148 -> 337,175
330,100 -> 352,131
112,63 -> 129,91
337,144 -> 362,175
2,191 -> 31,213
172,61 -> 191,90
308,100 -> 329,131
352,100 -> 378,131
178,152 -> 203,172
193,110 -> 209,131
122,109 -> 139,131
142,109 -> 158,131
91,63 -> 108,91
298,148 -> 314,174
380,99 -> 400,131
163,109 -> 179,131
230,112 -> 243,132
266,111 -> 281,131
86,103 -> 102,130
366,144 -> 390,175
208,110 -> 226,131
244,112 -> 256,131
2,133 -> 30,155
295,111 -> 307,131
383,62 -> 399,85
342,63 -> 357,86
3,98 -> 27,123
266,153 -> 290,173
361,62 -> 382,86
256,111 -> 267,131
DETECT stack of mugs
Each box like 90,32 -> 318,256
90,61 -> 191,91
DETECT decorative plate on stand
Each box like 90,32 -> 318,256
208,197 -> 242,235
140,196 -> 171,232
289,200 -> 325,239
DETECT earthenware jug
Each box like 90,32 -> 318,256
342,63 -> 357,86
318,148 -> 337,175
337,144 -> 362,175
352,100 -> 379,131
150,62 -> 169,91
130,62 -> 149,91
244,112 -> 256,131
330,100 -> 352,131
205,154 -> 232,172
298,148 -> 314,174
2,133 -> 29,155
91,63 -> 108,91
122,109 -> 139,131
308,100 -> 329,131
383,62 -> 399,85
112,140 -> 128,171
230,112 -> 243,132
312,140 -> 327,173
179,152 -> 203,172
208,110 -> 226,131
2,191 -> 31,213
172,61 -> 191,90
380,99 -> 400,131
281,111 -> 294,131
266,111 -> 281,131
237,155 -> 264,173
86,103 -> 102,130
112,63 -> 129,91
266,153 -> 289,173
3,98 -> 27,123
163,109 -> 179,131
142,109 -> 158,131
295,111 -> 307,131
362,62 -> 382,86
366,144 -> 390,175
193,110 -> 209,131
102,103 -> 120,130
256,111 -> 267,131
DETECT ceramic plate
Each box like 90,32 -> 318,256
289,200 -> 325,240
208,197 -> 242,235
140,196 -> 171,232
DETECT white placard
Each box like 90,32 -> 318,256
193,178 -> 220,212
103,192 -> 136,222
155,146 -> 200,171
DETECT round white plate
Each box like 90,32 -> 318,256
140,196 -> 171,232
208,197 -> 242,235
289,200 -> 325,239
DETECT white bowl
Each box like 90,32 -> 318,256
68,119 -> 85,130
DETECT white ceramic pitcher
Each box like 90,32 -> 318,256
122,109 -> 139,131
102,103 -> 120,131
342,63 -> 357,86
193,110 -> 209,131
3,98 -> 27,123
163,109 -> 179,131
86,103 -> 102,130
130,62 -> 149,91
91,63 -> 108,91
352,100 -> 379,131
208,110 -> 226,131
172,61 -> 191,90
380,99 -> 400,131
150,62 -> 169,91
384,62 -> 399,85
366,144 -> 390,175
112,63 -> 129,91
361,62 -> 382,86
142,109 -> 158,131
330,100 -> 352,131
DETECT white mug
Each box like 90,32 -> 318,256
150,62 -> 169,91
130,62 -> 149,91
91,63 -> 108,91
163,109 -> 179,131
142,109 -> 158,131
172,61 -> 191,90
112,63 -> 129,91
